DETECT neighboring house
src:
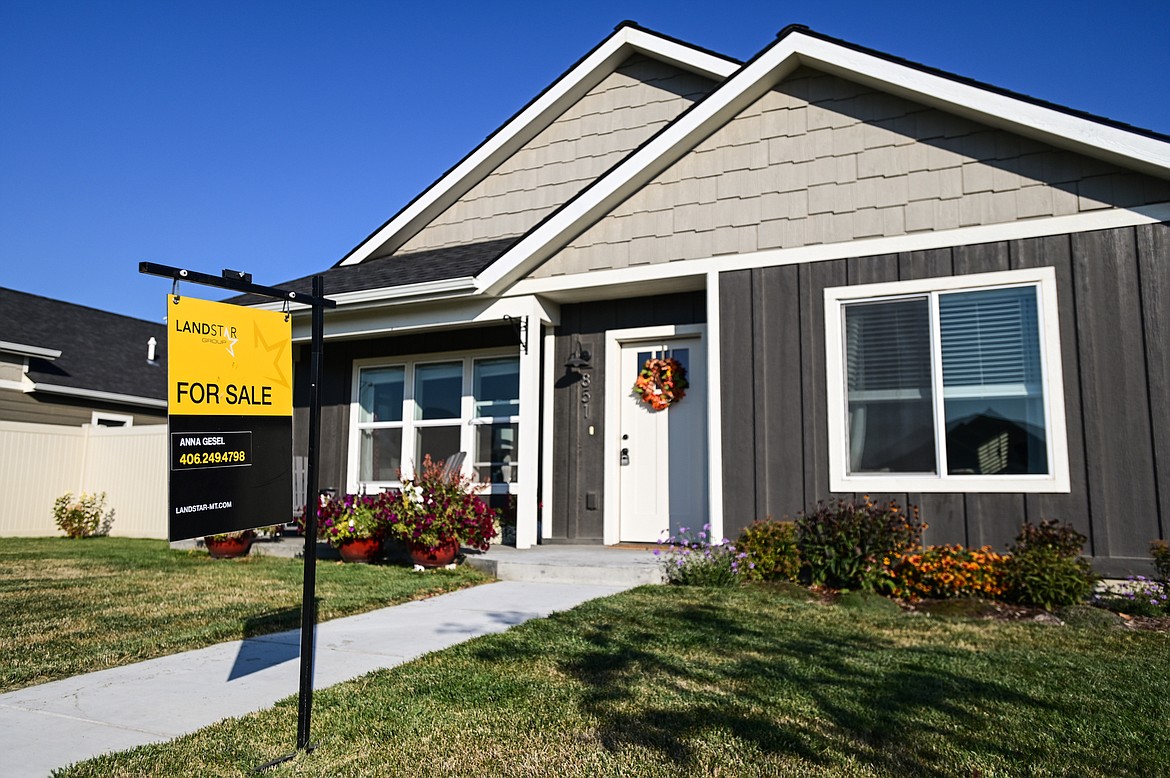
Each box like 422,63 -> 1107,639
240,23 -> 1169,575
0,288 -> 167,426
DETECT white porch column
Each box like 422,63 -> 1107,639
540,326 -> 556,540
515,297 -> 549,549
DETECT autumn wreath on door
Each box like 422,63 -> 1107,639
632,356 -> 689,411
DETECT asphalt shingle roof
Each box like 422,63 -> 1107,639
0,287 -> 167,401
228,237 -> 517,305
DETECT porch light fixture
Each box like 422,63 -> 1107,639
565,339 -> 591,370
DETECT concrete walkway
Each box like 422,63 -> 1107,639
0,579 -> 631,777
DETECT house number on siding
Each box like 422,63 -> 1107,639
580,372 -> 590,418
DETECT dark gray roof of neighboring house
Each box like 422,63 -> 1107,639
228,237 -> 516,304
0,287 -> 167,401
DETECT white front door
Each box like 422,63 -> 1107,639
617,337 -> 707,542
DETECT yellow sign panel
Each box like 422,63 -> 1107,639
168,296 -> 291,416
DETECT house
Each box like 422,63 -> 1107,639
243,22 -> 1169,575
0,287 -> 167,426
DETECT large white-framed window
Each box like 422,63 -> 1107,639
348,350 -> 521,512
825,267 -> 1070,493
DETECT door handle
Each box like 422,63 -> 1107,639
620,448 -> 630,466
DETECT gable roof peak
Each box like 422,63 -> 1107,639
335,22 -> 739,269
474,24 -> 1170,295
776,23 -> 811,38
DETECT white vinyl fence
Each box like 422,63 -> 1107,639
0,420 -> 168,538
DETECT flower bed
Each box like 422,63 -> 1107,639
892,545 -> 1007,601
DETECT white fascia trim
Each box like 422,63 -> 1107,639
507,203 -> 1170,298
246,277 -> 480,315
338,27 -> 737,268
328,278 -> 479,306
30,382 -> 167,409
0,340 -> 61,360
793,37 -> 1170,177
287,294 -> 560,345
479,29 -> 1170,296
622,26 -> 740,79
823,266 -> 1071,494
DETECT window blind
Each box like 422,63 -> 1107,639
845,297 -> 932,395
939,287 -> 1041,395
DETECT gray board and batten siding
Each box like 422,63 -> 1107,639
530,67 -> 1170,279
719,222 -> 1170,577
549,291 -> 706,542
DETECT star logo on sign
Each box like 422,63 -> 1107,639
226,336 -> 239,357
253,323 -> 289,389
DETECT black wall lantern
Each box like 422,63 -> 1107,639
564,339 -> 591,371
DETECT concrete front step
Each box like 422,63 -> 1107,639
463,545 -> 665,587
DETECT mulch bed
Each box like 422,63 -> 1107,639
789,584 -> 1170,632
901,597 -> 1170,632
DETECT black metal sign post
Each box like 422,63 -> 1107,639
139,262 -> 334,767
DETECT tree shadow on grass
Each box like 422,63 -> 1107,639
485,595 -> 1120,776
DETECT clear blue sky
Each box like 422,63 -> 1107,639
3,1 -> 1167,322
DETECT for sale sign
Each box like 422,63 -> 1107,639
167,295 -> 292,540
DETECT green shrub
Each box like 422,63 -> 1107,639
1151,540 -> 1170,589
52,492 -> 115,538
795,497 -> 925,592
737,520 -> 801,582
1003,520 -> 1095,610
654,525 -> 745,587
1012,518 -> 1088,557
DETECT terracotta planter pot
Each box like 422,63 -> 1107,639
205,534 -> 253,559
339,537 -> 382,563
408,540 -> 459,568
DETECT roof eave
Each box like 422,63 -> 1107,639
29,382 -> 167,409
0,340 -> 62,360
247,277 -> 480,315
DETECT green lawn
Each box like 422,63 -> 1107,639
0,536 -> 489,692
57,583 -> 1169,777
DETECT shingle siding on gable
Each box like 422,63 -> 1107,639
530,67 -> 1170,278
394,56 -> 718,256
